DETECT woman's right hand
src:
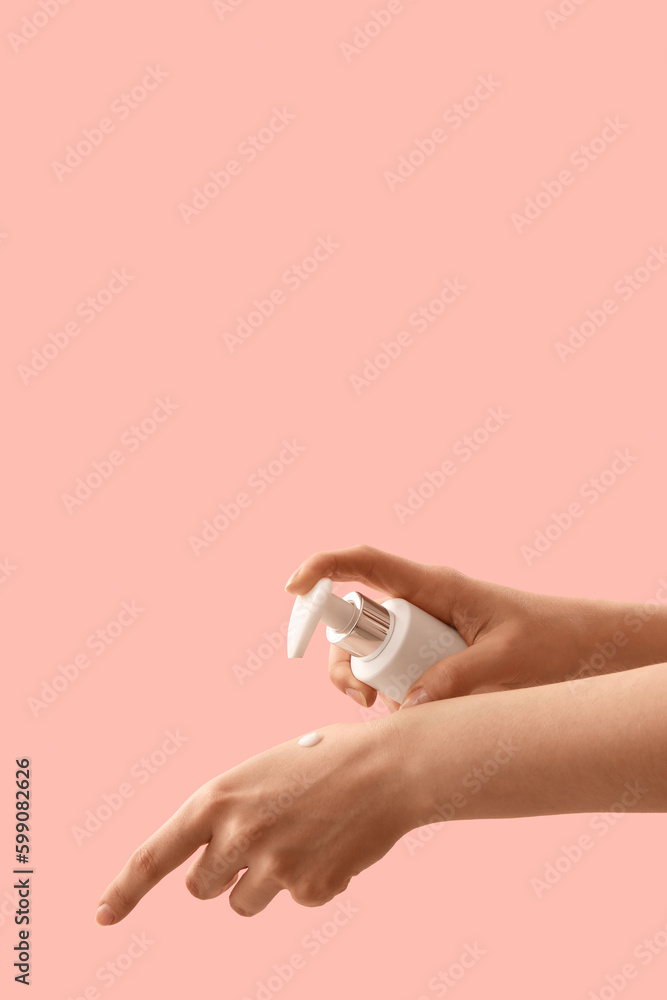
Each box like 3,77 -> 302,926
284,545 -> 667,711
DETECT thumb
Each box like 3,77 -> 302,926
399,639 -> 507,709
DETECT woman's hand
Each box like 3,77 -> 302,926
284,544 -> 667,710
96,658 -> 667,929
95,717 -> 413,924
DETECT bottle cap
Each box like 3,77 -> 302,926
287,577 -> 391,659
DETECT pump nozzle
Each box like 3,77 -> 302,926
287,578 -> 356,657
287,576 -> 392,659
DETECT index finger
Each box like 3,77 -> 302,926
284,544 -> 458,621
95,792 -> 214,926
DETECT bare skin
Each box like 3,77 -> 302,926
95,545 -> 667,925
284,544 -> 667,709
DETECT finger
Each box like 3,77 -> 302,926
228,867 -> 283,917
329,642 -> 377,708
184,831 -> 244,900
378,691 -> 401,713
284,544 -> 451,617
95,792 -> 212,925
399,637 -> 508,709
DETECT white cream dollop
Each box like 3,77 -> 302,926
298,731 -> 324,747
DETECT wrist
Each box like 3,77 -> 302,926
377,709 -> 444,832
326,719 -> 424,840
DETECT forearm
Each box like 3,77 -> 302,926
571,597 -> 667,677
388,661 -> 667,827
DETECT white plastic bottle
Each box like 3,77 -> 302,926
287,577 -> 467,702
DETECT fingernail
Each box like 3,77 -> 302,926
400,688 -> 431,710
346,687 -> 367,708
284,567 -> 302,590
95,903 -> 115,926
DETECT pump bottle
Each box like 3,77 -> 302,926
287,577 -> 467,702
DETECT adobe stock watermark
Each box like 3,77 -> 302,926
27,600 -> 145,717
222,236 -> 340,353
188,438 -> 306,555
232,620 -> 289,684
511,116 -> 628,233
178,107 -> 296,224
356,696 -> 391,722
531,780 -> 648,899
545,0 -> 590,31
17,267 -> 135,385
384,74 -> 502,191
193,771 -> 318,896
415,942 -> 486,999
404,739 -> 520,855
359,627 -> 467,706
565,578 -> 667,688
8,0 -> 72,54
71,730 -> 189,846
393,406 -> 511,524
555,246 -> 667,362
349,277 -> 467,394
0,558 -> 17,584
232,584 -> 354,685
339,0 -> 418,63
51,66 -> 169,181
61,396 -> 179,514
520,448 -> 638,566
65,932 -> 154,999
0,887 -> 20,931
242,898 -> 358,1000
212,0 -> 247,19
587,914 -> 667,1000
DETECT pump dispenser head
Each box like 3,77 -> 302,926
287,577 -> 391,659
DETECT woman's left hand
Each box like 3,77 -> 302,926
95,718 -> 413,923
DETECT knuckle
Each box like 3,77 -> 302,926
491,629 -> 515,658
310,548 -> 334,567
446,567 -> 477,619
130,842 -> 159,883
186,863 -> 228,900
291,877 -> 334,908
352,542 -> 376,559
219,839 -> 244,867
195,781 -> 226,817
196,856 -> 228,893
184,870 -> 207,899
329,658 -> 353,684
208,853 -> 234,879
430,657 -> 464,697
437,564 -> 466,594
243,819 -> 266,843
447,658 -> 467,690
226,820 -> 264,857
262,854 -> 290,885
330,875 -> 352,899
450,566 -> 467,590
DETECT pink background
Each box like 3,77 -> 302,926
3,0 -> 667,997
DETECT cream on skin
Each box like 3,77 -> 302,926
95,661 -> 667,924
298,732 -> 324,747
94,546 -> 667,923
